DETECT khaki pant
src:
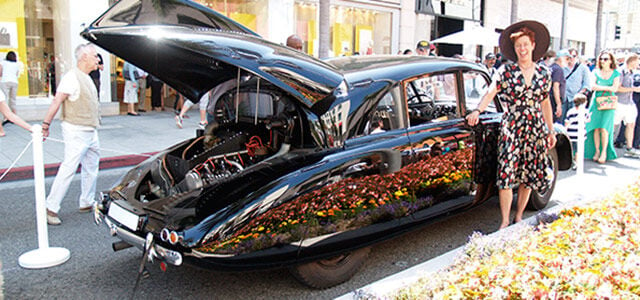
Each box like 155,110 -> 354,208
0,82 -> 17,122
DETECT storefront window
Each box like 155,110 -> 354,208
294,1 -> 392,57
196,0 -> 269,37
1,0 -> 55,99
23,0 -> 54,98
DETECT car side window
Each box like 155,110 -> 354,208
463,71 -> 497,113
364,85 -> 406,134
406,73 -> 458,127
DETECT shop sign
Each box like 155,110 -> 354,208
0,22 -> 18,48
415,0 -> 480,21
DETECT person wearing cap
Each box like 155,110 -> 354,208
550,49 -> 571,123
483,53 -> 497,78
466,20 -> 556,230
416,40 -> 436,56
563,48 -> 591,122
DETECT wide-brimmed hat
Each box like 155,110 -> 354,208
499,20 -> 550,62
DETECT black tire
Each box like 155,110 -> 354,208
289,247 -> 371,289
527,147 -> 558,210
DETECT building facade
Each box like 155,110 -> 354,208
1,0 -> 603,120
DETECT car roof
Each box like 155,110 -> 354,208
326,55 -> 489,84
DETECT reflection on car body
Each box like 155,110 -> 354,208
84,0 -> 574,289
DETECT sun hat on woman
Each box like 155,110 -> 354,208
499,20 -> 550,62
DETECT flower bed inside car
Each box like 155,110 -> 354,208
392,178 -> 640,299
196,147 -> 474,255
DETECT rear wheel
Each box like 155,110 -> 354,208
289,247 -> 371,289
527,147 -> 558,210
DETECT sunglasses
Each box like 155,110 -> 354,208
600,57 -> 610,61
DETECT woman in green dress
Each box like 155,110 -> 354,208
586,51 -> 620,164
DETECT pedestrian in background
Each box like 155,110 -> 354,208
122,61 -> 146,116
564,93 -> 590,168
47,55 -> 56,95
148,74 -> 164,111
205,78 -> 238,123
89,53 -> 103,96
549,49 -> 570,123
286,35 -> 303,51
0,51 -> 20,125
494,53 -> 504,69
466,20 -> 556,230
483,52 -> 497,79
563,48 -> 591,122
175,93 -> 209,130
612,53 -> 640,157
632,61 -> 640,150
585,51 -> 620,164
416,40 -> 436,56
541,50 -> 555,67
41,43 -> 101,225
0,89 -> 32,136
137,68 -> 147,112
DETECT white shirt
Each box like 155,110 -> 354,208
1,60 -> 20,83
0,89 -> 5,102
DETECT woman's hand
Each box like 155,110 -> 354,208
465,110 -> 481,126
555,106 -> 562,118
547,132 -> 557,149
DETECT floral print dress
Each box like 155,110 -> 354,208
494,63 -> 552,190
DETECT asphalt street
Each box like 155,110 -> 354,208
1,152 -> 639,299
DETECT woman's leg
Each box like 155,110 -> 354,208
599,128 -> 609,163
625,122 -> 636,149
514,184 -> 532,223
593,128 -> 601,160
498,188 -> 513,229
128,103 -> 136,114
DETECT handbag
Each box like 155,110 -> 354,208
595,92 -> 617,110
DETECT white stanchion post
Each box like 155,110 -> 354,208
18,124 -> 70,269
576,103 -> 586,176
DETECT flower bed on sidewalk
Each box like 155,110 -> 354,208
391,178 -> 640,299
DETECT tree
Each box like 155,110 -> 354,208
510,0 -> 518,23
595,0 -> 603,56
319,0 -> 330,58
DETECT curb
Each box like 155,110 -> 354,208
0,152 -> 157,182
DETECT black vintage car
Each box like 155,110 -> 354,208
86,0 -> 572,289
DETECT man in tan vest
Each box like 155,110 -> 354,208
41,43 -> 100,225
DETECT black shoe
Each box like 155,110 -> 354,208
127,112 -> 140,116
2,120 -> 12,125
614,142 -> 623,149
138,109 -> 146,112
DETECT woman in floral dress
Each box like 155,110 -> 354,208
585,51 -> 620,164
466,20 -> 557,230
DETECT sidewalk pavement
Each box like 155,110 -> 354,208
0,109 -> 202,182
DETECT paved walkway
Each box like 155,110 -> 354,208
0,109 -> 201,182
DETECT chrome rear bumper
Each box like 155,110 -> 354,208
99,208 -> 183,266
